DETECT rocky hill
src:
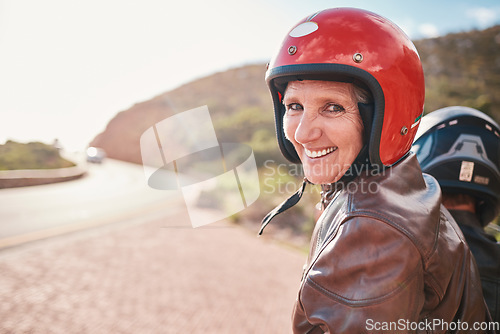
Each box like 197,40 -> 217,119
89,25 -> 500,243
89,64 -> 274,165
90,25 -> 500,166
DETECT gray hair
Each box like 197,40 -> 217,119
352,84 -> 373,104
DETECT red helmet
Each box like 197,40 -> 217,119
266,7 -> 425,168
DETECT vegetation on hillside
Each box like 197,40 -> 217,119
0,140 -> 75,170
415,25 -> 500,121
91,25 -> 500,245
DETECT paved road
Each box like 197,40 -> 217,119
0,159 -> 178,247
0,159 -> 307,333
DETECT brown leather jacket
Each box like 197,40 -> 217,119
293,153 -> 492,333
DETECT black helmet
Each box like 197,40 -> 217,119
412,106 -> 500,225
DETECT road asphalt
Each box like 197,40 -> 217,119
0,202 -> 307,333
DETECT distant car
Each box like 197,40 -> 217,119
86,147 -> 106,163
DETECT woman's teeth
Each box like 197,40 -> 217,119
305,147 -> 337,158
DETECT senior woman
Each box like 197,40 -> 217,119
259,8 -> 492,334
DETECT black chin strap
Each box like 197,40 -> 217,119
258,178 -> 309,235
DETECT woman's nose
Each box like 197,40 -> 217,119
294,113 -> 321,145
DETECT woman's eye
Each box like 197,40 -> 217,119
325,104 -> 345,113
286,103 -> 303,112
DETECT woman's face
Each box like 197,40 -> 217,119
283,80 -> 364,184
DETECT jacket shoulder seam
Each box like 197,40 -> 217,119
344,209 -> 444,298
346,208 -> 434,261
305,260 -> 421,307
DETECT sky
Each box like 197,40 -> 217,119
1,0 -> 499,151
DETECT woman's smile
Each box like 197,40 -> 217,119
304,146 -> 337,159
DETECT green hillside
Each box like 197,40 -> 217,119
91,25 -> 500,245
415,25 -> 500,120
0,140 -> 76,170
